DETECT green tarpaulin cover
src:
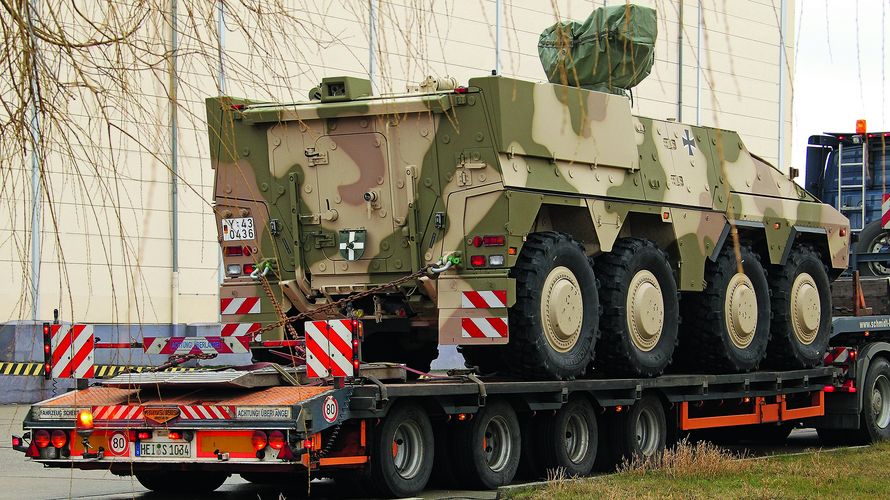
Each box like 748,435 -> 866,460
538,4 -> 657,94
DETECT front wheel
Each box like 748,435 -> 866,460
765,245 -> 831,369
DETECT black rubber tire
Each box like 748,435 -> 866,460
594,238 -> 679,377
542,397 -> 598,477
856,356 -> 890,443
677,245 -> 771,372
136,471 -> 228,493
452,399 -> 521,489
610,393 -> 667,463
855,219 -> 890,277
466,231 -> 599,380
764,245 -> 832,369
368,402 -> 435,497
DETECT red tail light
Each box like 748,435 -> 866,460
224,246 -> 243,256
268,431 -> 285,450
472,236 -> 483,248
243,263 -> 256,275
303,438 -> 314,450
251,430 -> 268,451
51,430 -> 67,448
482,235 -> 505,246
470,255 -> 486,267
168,431 -> 182,440
137,431 -> 151,440
34,430 -> 50,448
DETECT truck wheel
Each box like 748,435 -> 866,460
859,357 -> 890,443
453,399 -> 521,489
498,231 -> 599,380
543,397 -> 598,477
765,245 -> 831,369
595,238 -> 679,376
369,402 -> 435,497
678,245 -> 770,372
610,393 -> 666,462
136,471 -> 228,493
855,219 -> 890,277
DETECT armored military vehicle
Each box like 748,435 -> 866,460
206,5 -> 848,380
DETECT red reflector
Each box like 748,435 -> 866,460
243,264 -> 256,275
454,86 -> 469,94
11,436 -> 20,447
51,430 -> 67,449
34,430 -> 50,449
849,350 -> 857,360
251,430 -> 268,451
224,246 -> 243,256
168,431 -> 182,440
353,359 -> 360,369
472,236 -> 483,248
470,255 -> 486,267
137,431 -> 151,440
482,235 -> 505,246
268,431 -> 285,450
303,438 -> 313,450
243,246 -> 252,255
839,228 -> 847,237
823,385 -> 836,393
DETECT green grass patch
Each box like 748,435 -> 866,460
506,440 -> 890,500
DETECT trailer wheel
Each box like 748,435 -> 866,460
136,471 -> 228,493
855,220 -> 890,277
678,245 -> 770,372
369,402 -> 435,497
543,397 -> 598,477
765,245 -> 831,369
611,394 -> 666,462
483,231 -> 598,380
595,238 -> 679,376
859,357 -> 890,442
454,399 -> 521,489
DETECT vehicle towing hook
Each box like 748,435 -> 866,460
429,253 -> 461,274
250,260 -> 275,280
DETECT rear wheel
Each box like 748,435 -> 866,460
466,232 -> 599,380
610,394 -> 666,463
453,399 -> 521,489
595,238 -> 679,376
855,219 -> 890,277
678,245 -> 770,372
368,402 -> 435,497
765,246 -> 831,369
542,397 -> 598,477
854,357 -> 890,443
136,471 -> 228,493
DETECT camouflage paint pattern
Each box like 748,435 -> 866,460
205,75 -> 849,344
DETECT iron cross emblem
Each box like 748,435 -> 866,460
339,230 -> 366,261
682,129 -> 696,156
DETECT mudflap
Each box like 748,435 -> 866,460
436,275 -> 514,346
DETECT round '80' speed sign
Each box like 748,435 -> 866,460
322,395 -> 339,423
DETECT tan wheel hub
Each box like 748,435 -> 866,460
790,273 -> 820,345
626,270 -> 663,352
724,273 -> 758,349
541,266 -> 584,353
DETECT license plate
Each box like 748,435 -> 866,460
135,442 -> 191,458
222,217 -> 255,241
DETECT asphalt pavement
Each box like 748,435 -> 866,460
0,404 -> 832,500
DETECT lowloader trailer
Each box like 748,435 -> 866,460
11,319 -> 890,498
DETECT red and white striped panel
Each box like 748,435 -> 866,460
92,405 -> 144,421
178,405 -> 233,420
824,346 -> 852,365
220,323 -> 261,337
882,193 -> 889,229
51,324 -> 95,379
305,320 -> 354,378
220,297 -> 261,315
461,317 -> 509,339
461,290 -> 507,308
